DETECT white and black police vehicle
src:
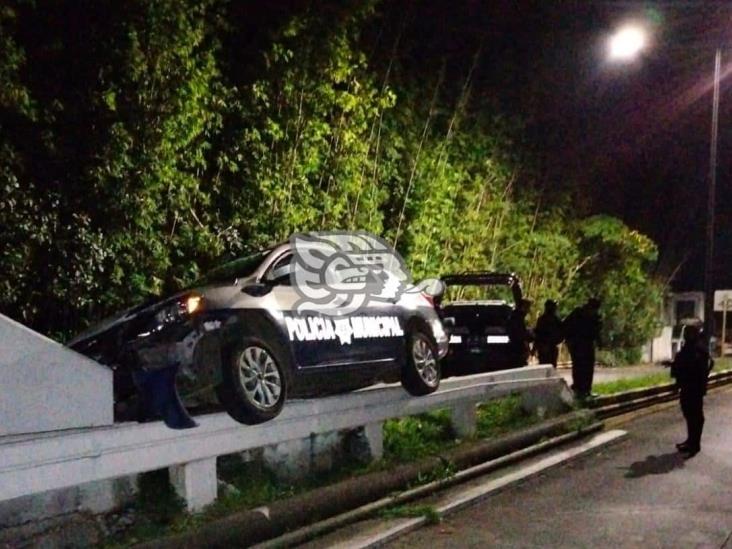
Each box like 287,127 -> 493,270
69,232 -> 448,428
437,272 -> 524,375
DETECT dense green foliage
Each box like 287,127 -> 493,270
0,1 -> 662,358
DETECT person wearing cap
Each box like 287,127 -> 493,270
507,299 -> 533,368
534,299 -> 564,368
563,298 -> 602,398
670,324 -> 712,458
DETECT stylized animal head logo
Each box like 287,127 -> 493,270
290,231 -> 412,316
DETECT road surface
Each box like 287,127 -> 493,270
387,386 -> 732,548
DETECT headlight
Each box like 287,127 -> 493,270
449,335 -> 463,344
185,295 -> 202,314
154,294 -> 203,325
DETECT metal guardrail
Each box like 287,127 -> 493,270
591,368 -> 732,419
0,365 -> 566,511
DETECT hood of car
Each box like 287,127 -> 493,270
66,291 -> 191,347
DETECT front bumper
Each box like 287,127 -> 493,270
125,318 -> 222,373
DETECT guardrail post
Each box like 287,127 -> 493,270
450,401 -> 477,438
169,457 -> 217,512
363,421 -> 384,460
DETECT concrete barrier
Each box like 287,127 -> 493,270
0,313 -> 113,437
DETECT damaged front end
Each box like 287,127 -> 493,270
68,293 -> 221,429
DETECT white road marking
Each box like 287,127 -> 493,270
334,429 -> 627,549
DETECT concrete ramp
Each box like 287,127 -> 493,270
0,313 -> 113,436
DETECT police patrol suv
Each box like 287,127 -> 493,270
69,232 -> 448,428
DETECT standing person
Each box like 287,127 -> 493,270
534,299 -> 563,368
507,299 -> 532,368
670,324 -> 712,458
563,298 -> 601,398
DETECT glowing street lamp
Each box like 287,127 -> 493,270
608,24 -> 648,61
606,21 -> 721,350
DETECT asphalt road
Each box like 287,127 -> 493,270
387,386 -> 732,548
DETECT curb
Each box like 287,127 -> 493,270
603,378 -> 732,429
592,368 -> 732,419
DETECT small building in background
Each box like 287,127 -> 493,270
642,291 -> 704,363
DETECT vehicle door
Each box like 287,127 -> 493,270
262,249 -> 394,371
265,246 -> 402,369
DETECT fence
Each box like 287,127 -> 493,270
0,365 -> 568,511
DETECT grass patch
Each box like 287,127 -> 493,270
592,372 -> 672,395
383,409 -> 456,462
378,504 -> 441,525
476,394 -> 537,438
593,357 -> 732,397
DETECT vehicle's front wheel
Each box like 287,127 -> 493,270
216,337 -> 288,424
401,328 -> 441,396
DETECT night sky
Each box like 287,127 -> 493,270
380,0 -> 732,291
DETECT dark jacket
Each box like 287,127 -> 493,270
507,310 -> 532,364
563,306 -> 601,345
535,312 -> 563,346
508,311 -> 531,347
671,342 -> 712,397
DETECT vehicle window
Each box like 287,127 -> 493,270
444,284 -> 516,305
675,300 -> 696,322
195,249 -> 271,285
265,253 -> 294,285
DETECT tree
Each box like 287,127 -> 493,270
571,215 -> 663,362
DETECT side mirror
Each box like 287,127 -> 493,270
241,282 -> 272,297
419,278 -> 446,300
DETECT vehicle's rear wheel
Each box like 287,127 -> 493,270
401,328 -> 441,396
216,336 -> 288,424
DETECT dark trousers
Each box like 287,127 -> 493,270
680,391 -> 704,449
132,366 -> 197,429
536,343 -> 558,368
509,345 -> 529,368
568,341 -> 595,397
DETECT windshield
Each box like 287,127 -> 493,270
444,284 -> 516,305
195,249 -> 271,286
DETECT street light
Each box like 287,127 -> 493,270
606,24 -> 721,352
608,25 -> 648,61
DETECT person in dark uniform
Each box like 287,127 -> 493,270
563,298 -> 601,398
507,299 -> 532,368
670,324 -> 712,458
534,299 -> 563,368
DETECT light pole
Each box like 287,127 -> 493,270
704,48 -> 721,348
607,25 -> 721,351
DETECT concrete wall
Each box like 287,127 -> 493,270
0,313 -> 113,436
0,476 -> 137,548
643,326 -> 673,363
